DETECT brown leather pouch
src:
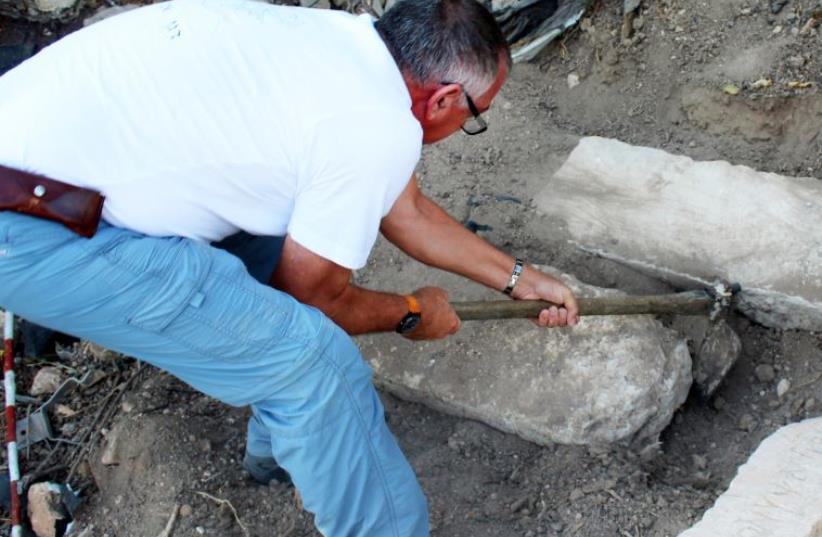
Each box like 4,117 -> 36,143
0,164 -> 105,238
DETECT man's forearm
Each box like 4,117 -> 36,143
381,182 -> 515,292
312,284 -> 408,335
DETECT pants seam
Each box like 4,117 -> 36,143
322,353 -> 401,537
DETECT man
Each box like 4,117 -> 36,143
0,0 -> 578,534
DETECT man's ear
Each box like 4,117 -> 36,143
425,83 -> 462,122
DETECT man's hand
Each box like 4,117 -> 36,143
511,267 -> 579,327
403,287 -> 461,341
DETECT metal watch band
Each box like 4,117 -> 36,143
503,258 -> 524,296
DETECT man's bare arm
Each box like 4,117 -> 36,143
270,236 -> 459,338
380,176 -> 578,327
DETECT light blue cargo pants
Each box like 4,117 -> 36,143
0,212 -> 429,537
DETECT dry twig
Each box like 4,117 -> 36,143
193,490 -> 250,537
156,503 -> 180,537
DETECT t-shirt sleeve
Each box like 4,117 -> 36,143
288,108 -> 422,269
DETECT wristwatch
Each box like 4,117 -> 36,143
396,294 -> 422,334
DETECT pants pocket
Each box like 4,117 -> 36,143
166,277 -> 300,362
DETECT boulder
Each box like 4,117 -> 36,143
678,417 -> 822,537
357,267 -> 692,446
536,137 -> 822,331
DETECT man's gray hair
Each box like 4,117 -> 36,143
375,0 -> 511,97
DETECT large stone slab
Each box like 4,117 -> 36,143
357,267 -> 692,446
678,417 -> 822,537
535,137 -> 822,331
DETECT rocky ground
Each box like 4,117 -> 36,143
1,0 -> 821,536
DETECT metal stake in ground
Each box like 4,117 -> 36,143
3,310 -> 23,537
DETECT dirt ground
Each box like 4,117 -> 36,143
2,0 -> 821,536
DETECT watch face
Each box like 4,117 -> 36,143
397,313 -> 422,334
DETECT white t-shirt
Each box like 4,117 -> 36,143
0,0 -> 422,269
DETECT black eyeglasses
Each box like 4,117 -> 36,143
442,81 -> 488,135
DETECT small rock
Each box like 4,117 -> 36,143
75,460 -> 92,479
120,401 -> 135,413
712,396 -> 727,411
776,379 -> 791,398
690,470 -> 712,489
60,422 -> 78,437
739,413 -> 757,432
30,367 -> 63,396
755,364 -> 776,383
770,0 -> 788,14
787,55 -> 806,68
799,17 -> 818,35
567,73 -> 580,89
722,83 -> 740,96
692,454 -> 708,470
101,425 -> 123,466
569,488 -> 584,501
751,78 -> 773,89
180,504 -> 193,517
55,404 -> 77,418
28,483 -> 66,537
624,0 -> 641,13
83,341 -> 122,362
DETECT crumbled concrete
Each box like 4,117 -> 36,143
678,417 -> 822,537
358,267 -> 692,446
536,137 -> 822,331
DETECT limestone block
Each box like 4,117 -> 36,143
678,417 -> 822,537
536,137 -> 822,331
357,267 -> 692,446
